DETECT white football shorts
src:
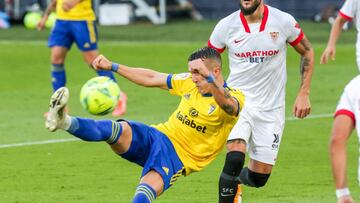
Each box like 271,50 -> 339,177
227,105 -> 285,165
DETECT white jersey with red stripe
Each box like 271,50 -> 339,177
208,5 -> 303,110
335,75 -> 360,136
339,0 -> 360,71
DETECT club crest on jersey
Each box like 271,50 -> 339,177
189,107 -> 199,118
184,93 -> 191,100
208,104 -> 216,115
270,32 -> 279,43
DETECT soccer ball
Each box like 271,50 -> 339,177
23,12 -> 42,29
80,76 -> 121,115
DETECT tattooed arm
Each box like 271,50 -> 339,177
208,78 -> 239,116
188,59 -> 239,116
292,35 -> 314,119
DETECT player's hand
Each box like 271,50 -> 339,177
337,195 -> 354,203
92,55 -> 112,71
37,17 -> 46,31
293,91 -> 311,119
188,58 -> 210,78
320,45 -> 336,64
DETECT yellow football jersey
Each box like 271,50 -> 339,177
153,73 -> 245,175
56,0 -> 95,21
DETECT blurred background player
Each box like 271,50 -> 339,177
320,0 -> 360,202
328,76 -> 359,203
207,0 -> 314,202
37,0 -> 127,116
320,0 -> 360,72
45,47 -> 245,203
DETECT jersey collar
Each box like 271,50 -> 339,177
240,4 -> 269,33
202,81 -> 228,97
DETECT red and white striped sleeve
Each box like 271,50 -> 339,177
339,0 -> 357,21
285,14 -> 304,47
208,18 -> 228,54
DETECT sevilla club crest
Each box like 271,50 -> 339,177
270,32 -> 279,43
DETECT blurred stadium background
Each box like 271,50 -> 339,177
0,0 -> 346,22
0,0 -> 359,202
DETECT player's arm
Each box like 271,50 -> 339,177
92,55 -> 169,90
62,0 -> 82,11
37,0 -> 56,31
320,16 -> 348,64
329,115 -> 354,203
209,81 -> 239,116
292,35 -> 314,119
189,59 -> 239,116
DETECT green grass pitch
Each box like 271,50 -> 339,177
0,20 -> 359,202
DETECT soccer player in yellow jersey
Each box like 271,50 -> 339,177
45,47 -> 245,202
37,0 -> 127,116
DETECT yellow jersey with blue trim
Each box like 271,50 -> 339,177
56,0 -> 96,21
153,73 -> 245,175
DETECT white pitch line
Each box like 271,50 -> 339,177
286,113 -> 333,121
0,138 -> 79,149
0,113 -> 334,149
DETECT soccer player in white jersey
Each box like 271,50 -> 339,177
328,76 -> 360,203
320,0 -> 360,71
208,0 -> 315,202
321,0 -> 360,202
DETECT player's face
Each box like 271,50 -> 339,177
239,0 -> 261,15
191,72 -> 213,95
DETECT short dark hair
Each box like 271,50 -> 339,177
188,47 -> 222,67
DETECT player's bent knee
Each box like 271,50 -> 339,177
250,171 -> 270,187
226,139 -> 247,152
239,167 -> 270,188
82,50 -> 98,64
110,121 -> 132,154
223,151 -> 245,176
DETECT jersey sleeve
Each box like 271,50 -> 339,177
339,0 -> 357,21
284,14 -> 304,47
334,84 -> 356,124
168,72 -> 193,96
228,88 -> 245,117
208,18 -> 228,53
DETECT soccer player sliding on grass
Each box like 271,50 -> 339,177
45,47 -> 245,202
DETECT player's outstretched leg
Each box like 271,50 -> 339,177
45,87 -> 69,132
45,87 -> 122,144
132,183 -> 157,203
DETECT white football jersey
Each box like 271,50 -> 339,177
339,0 -> 360,71
209,5 -> 303,110
335,75 -> 360,137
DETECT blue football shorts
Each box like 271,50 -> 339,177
119,120 -> 185,191
48,19 -> 98,51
